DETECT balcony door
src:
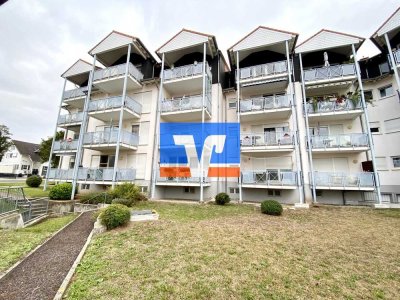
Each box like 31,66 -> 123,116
313,157 -> 349,172
90,155 -> 115,169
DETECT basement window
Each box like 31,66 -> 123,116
316,190 -> 323,197
184,187 -> 195,194
229,187 -> 239,194
81,184 -> 90,190
267,190 -> 281,197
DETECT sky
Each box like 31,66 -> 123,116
0,0 -> 398,143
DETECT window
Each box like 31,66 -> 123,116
384,118 -> 400,133
379,85 -> 394,98
131,124 -> 140,135
99,155 -> 115,168
378,62 -> 390,75
41,166 -> 48,176
229,187 -> 239,194
392,156 -> 400,168
369,121 -> 380,134
140,186 -> 148,193
184,187 -> 195,194
376,157 -> 387,170
69,157 -> 75,169
363,90 -> 373,101
316,190 -> 323,197
228,100 -> 237,109
21,165 -> 30,170
267,190 -> 281,197
81,184 -> 90,190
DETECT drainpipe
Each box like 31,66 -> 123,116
384,33 -> 400,95
352,44 -> 382,205
200,42 -> 206,203
236,51 -> 243,203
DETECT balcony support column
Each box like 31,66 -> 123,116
112,44 -> 132,187
236,51 -> 243,203
43,78 -> 67,190
384,33 -> 400,96
352,44 -> 382,205
299,53 -> 317,203
70,54 -> 97,199
286,41 -> 304,205
200,42 -> 206,203
150,52 -> 165,199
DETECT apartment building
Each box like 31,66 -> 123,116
45,7 -> 400,207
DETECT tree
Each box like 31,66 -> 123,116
0,125 -> 12,161
39,131 -> 64,167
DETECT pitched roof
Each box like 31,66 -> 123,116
61,59 -> 98,78
373,6 -> 400,37
12,140 -> 40,162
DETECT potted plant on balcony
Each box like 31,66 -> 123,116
310,96 -> 319,112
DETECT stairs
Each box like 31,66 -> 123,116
19,198 -> 49,223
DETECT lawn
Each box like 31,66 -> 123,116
0,214 -> 76,273
65,203 -> 400,299
0,182 -> 50,198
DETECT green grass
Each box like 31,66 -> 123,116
65,203 -> 400,300
0,214 -> 76,272
0,182 -> 50,198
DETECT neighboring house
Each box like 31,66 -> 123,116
0,140 -> 42,176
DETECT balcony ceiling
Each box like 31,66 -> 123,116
372,7 -> 400,50
61,59 -> 96,85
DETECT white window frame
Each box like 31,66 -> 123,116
379,84 -> 394,99
392,156 -> 400,168
228,100 -> 237,109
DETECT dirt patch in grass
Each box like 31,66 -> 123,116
65,204 -> 400,299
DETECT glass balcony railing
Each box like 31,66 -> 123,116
83,131 -> 138,147
77,168 -> 135,182
242,170 -> 297,186
57,112 -> 83,125
303,63 -> 356,82
161,94 -> 211,114
93,63 -> 143,82
163,62 -> 211,81
48,169 -> 74,180
240,132 -> 294,147
393,49 -> 400,65
53,140 -> 78,152
88,96 -> 142,115
236,60 -> 289,81
240,95 -> 290,113
62,86 -> 87,100
156,170 -> 210,184
310,134 -> 369,149
312,172 -> 375,188
306,98 -> 362,114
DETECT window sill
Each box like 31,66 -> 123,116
379,94 -> 395,101
385,130 -> 400,134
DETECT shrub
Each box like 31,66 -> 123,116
112,198 -> 133,207
107,183 -> 144,203
133,192 -> 148,202
99,204 -> 131,230
261,200 -> 283,216
49,183 -> 73,200
26,175 -> 42,187
215,192 -> 230,205
79,192 -> 113,204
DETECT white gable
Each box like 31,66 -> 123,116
232,27 -> 296,52
377,8 -> 400,36
158,30 -> 209,53
296,30 -> 363,54
90,32 -> 133,55
62,60 -> 92,78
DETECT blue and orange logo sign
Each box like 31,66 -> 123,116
160,123 -> 240,178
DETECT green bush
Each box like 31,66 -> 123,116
112,198 -> 133,207
215,192 -> 230,205
49,183 -> 73,200
133,192 -> 148,202
261,200 -> 283,216
26,175 -> 42,187
79,192 -> 113,204
108,183 -> 145,204
99,204 -> 131,230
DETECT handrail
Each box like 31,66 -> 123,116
312,172 -> 375,188
237,60 -> 289,81
303,63 -> 356,82
241,170 -> 297,186
93,62 -> 144,82
310,133 -> 369,149
240,132 -> 294,147
240,95 -> 290,113
88,95 -> 142,115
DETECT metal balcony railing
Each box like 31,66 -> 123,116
312,172 -> 375,188
242,170 -> 297,186
48,169 -> 74,180
393,49 -> 400,65
310,134 -> 369,149
240,95 -> 290,113
163,62 -> 211,81
88,96 -> 142,115
306,98 -> 362,114
236,60 -> 289,81
93,63 -> 144,82
57,112 -> 83,125
161,94 -> 212,114
53,140 -> 78,151
240,132 -> 294,147
77,168 -> 135,181
83,130 -> 139,147
156,170 -> 210,184
303,63 -> 356,82
62,86 -> 87,100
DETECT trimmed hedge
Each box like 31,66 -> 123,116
112,198 -> 133,207
215,192 -> 230,205
26,175 -> 42,187
99,204 -> 131,230
261,200 -> 283,216
49,183 -> 73,200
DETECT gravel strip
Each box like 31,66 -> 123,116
0,212 -> 94,300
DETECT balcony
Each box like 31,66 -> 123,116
57,112 -> 83,128
237,60 -> 289,84
83,130 -> 138,150
53,139 -> 78,154
306,98 -> 363,121
242,170 -> 297,189
239,95 -> 291,121
303,63 -> 356,85
160,94 -> 211,121
47,169 -> 74,181
310,134 -> 369,153
156,171 -> 211,187
62,86 -> 87,109
240,132 -> 294,154
312,172 -> 375,190
88,96 -> 142,121
163,62 -> 211,95
77,168 -> 135,183
93,63 -> 143,93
